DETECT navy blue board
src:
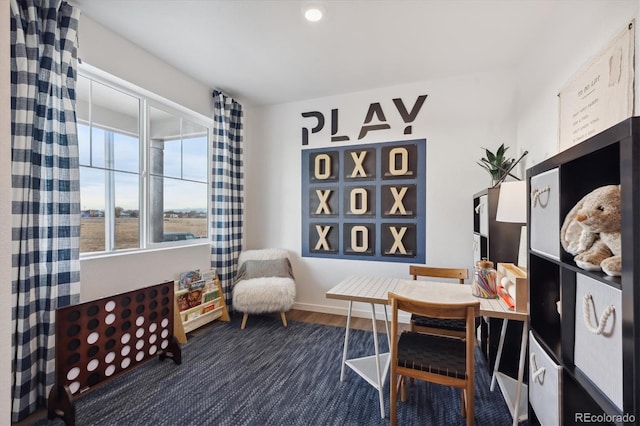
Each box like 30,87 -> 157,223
302,139 -> 426,263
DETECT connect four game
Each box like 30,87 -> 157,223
48,281 -> 181,425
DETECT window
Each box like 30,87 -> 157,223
77,69 -> 211,255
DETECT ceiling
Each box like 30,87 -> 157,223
72,0 -> 602,107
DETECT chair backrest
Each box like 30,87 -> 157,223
238,248 -> 290,268
409,265 -> 468,284
388,291 -> 480,371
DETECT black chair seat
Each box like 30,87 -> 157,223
397,331 -> 467,380
411,314 -> 466,332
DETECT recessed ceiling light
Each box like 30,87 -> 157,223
304,5 -> 324,22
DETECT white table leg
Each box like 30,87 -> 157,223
512,322 -> 528,426
490,318 -> 509,391
340,301 -> 353,382
370,303 -> 385,419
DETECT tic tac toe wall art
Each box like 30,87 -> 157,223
301,139 -> 426,263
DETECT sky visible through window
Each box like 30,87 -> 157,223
79,124 -> 207,212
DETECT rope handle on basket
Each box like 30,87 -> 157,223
531,186 -> 551,208
529,352 -> 546,384
582,293 -> 615,335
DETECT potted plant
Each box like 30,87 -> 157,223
477,143 -> 516,187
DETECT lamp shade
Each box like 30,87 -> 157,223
496,180 -> 526,223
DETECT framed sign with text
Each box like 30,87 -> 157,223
301,139 -> 426,263
558,21 -> 635,152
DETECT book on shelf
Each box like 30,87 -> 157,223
176,279 -> 207,311
203,290 -> 219,303
178,270 -> 202,290
202,304 -> 215,314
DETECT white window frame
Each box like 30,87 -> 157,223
78,64 -> 213,258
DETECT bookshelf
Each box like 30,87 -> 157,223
173,271 -> 230,342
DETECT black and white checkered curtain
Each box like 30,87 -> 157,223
211,90 -> 244,310
10,0 -> 81,421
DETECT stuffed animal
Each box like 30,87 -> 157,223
560,185 -> 621,276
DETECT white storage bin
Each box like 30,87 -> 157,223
530,168 -> 560,259
529,331 -> 562,425
472,234 -> 481,265
574,274 -> 623,410
478,195 -> 488,236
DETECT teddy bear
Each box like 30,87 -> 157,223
560,184 -> 621,276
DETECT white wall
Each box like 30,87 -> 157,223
516,1 -> 640,168
78,15 -> 213,118
1,0 -> 12,422
245,70 -> 517,318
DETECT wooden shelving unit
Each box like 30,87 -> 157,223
173,273 -> 229,343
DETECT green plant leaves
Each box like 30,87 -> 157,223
478,143 -> 514,183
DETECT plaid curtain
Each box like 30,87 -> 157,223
10,0 -> 81,421
211,90 -> 244,310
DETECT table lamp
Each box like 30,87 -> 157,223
495,180 -> 527,268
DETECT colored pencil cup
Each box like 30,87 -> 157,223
472,258 -> 498,298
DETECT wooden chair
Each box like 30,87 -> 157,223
409,265 -> 469,339
388,292 -> 480,426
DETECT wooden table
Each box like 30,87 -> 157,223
326,276 -> 528,423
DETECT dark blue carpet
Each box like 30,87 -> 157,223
33,315 -> 520,425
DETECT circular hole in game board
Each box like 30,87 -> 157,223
69,381 -> 80,394
87,305 -> 99,316
105,364 -> 116,377
121,296 -> 131,307
161,297 -> 169,306
161,329 -> 169,339
136,293 -> 145,303
136,316 -> 144,327
149,323 -> 157,333
161,307 -> 169,317
87,359 -> 99,372
136,328 -> 144,339
105,339 -> 116,350
67,353 -> 80,366
105,300 -> 116,312
121,321 -> 131,332
66,310 -> 81,322
87,332 -> 99,345
148,345 -> 157,355
105,313 -> 116,325
149,311 -> 158,321
66,367 -> 80,381
105,351 -> 116,364
121,357 -> 131,369
121,345 -> 131,356
149,300 -> 158,310
105,326 -> 116,337
87,318 -> 99,330
150,289 -> 158,298
136,304 -> 145,315
136,339 -> 144,350
161,286 -> 169,295
87,346 -> 99,357
120,332 -> 131,345
67,324 -> 81,337
161,318 -> 169,328
149,334 -> 157,344
136,351 -> 144,362
161,340 -> 168,349
67,338 -> 80,351
122,308 -> 131,319
87,372 -> 100,386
